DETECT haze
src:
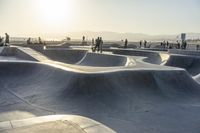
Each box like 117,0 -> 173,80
0,0 -> 199,38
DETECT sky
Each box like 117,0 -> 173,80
0,0 -> 199,38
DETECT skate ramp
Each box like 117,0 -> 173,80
23,45 -> 87,64
0,47 -> 37,61
108,49 -> 200,76
35,49 -> 87,64
164,55 -> 200,76
109,49 -> 169,64
0,61 -> 200,133
18,46 -> 128,67
77,52 -> 128,67
12,45 -> 87,64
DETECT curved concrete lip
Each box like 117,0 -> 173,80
15,46 -> 136,69
76,52 -> 133,67
106,48 -> 200,77
0,115 -> 115,133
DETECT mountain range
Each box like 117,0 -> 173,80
66,31 -> 200,41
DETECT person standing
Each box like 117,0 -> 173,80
82,36 -> 85,42
94,37 -> 100,52
177,41 -> 180,49
0,36 -> 4,46
38,37 -> 42,44
196,45 -> 199,51
166,41 -> 169,48
139,40 -> 142,48
5,33 -> 9,46
27,37 -> 31,44
91,38 -> 95,52
92,38 -> 94,46
144,40 -> 147,48
184,41 -> 187,49
124,39 -> 128,48
100,37 -> 103,53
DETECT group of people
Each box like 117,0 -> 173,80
0,33 -> 10,46
181,41 -> 187,49
160,40 -> 188,49
27,37 -> 45,45
92,37 -> 103,53
160,41 -> 169,49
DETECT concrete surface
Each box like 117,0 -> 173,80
77,52 -> 128,67
0,115 -> 115,133
165,54 -> 200,76
168,49 -> 200,56
0,46 -> 200,133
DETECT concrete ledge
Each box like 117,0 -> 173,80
168,49 -> 200,56
0,115 -> 116,133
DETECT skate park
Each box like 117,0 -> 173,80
0,45 -> 200,133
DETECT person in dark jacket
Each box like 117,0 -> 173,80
5,33 -> 9,46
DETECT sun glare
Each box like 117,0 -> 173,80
35,0 -> 74,27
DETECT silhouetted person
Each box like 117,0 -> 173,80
166,41 -> 169,48
100,37 -> 103,53
124,39 -> 128,48
144,40 -> 147,48
0,36 -> 3,46
139,40 -> 142,48
92,38 -> 94,46
181,41 -> 187,49
82,36 -> 85,41
160,42 -> 163,46
177,41 -> 180,49
184,41 -> 187,49
5,33 -> 9,46
38,37 -> 42,44
94,37 -> 100,52
91,38 -> 95,52
168,43 -> 173,49
163,40 -> 166,49
27,37 -> 31,44
196,45 -> 199,51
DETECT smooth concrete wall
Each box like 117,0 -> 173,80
0,47 -> 37,61
77,52 -> 127,67
108,49 -> 166,64
165,55 -> 200,76
20,45 -> 87,64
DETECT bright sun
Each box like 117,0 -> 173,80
36,0 -> 74,26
